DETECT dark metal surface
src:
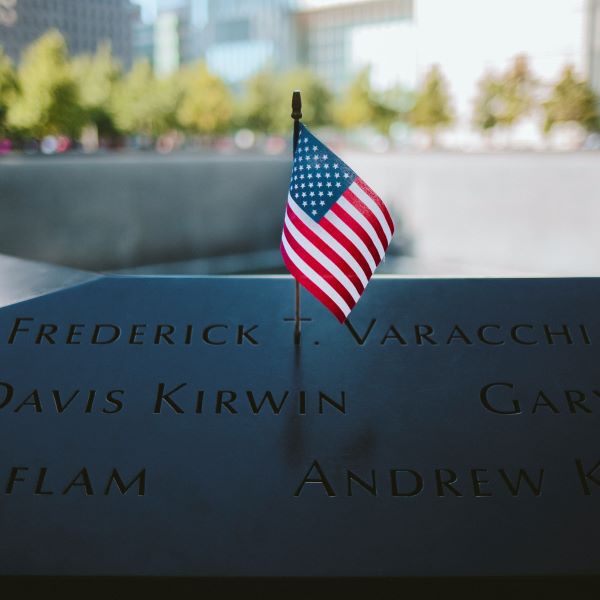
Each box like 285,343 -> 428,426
0,256 -> 599,576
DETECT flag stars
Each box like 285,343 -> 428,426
322,154 -> 328,160
309,191 -> 315,197
299,165 -> 304,171
326,181 -> 332,187
315,172 -> 321,178
334,172 -> 339,178
312,145 -> 317,151
312,210 -> 317,216
306,164 -> 311,170
307,173 -> 313,179
302,192 -> 307,197
308,182 -> 313,188
327,191 -> 333,197
311,200 -> 316,206
295,193 -> 299,199
343,172 -> 349,178
318,191 -> 324,196
303,137 -> 308,143
300,183 -> 305,189
323,163 -> 329,169
335,182 -> 341,187
325,172 -> 330,178
302,201 -> 307,206
319,200 -> 325,206
313,154 -> 319,160
317,181 -> 322,187
333,163 -> 339,169
315,163 -> 320,169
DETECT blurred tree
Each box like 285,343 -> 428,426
111,58 -> 177,137
472,72 -> 503,134
542,65 -> 600,134
237,69 -> 281,133
71,43 -> 121,138
0,46 -> 18,137
6,30 -> 85,138
410,65 -> 453,146
336,67 -> 404,136
274,69 -> 332,132
176,62 -> 233,135
473,55 -> 537,138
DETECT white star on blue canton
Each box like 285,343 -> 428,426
343,172 -> 349,178
312,145 -> 317,151
334,172 -> 339,178
327,191 -> 333,196
323,163 -> 329,169
336,182 -> 341,187
316,173 -> 321,178
320,200 -> 325,205
333,163 -> 339,169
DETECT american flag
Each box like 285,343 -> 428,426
281,124 -> 395,323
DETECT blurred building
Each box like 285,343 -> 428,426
588,0 -> 600,92
197,0 -> 296,84
0,0 -> 137,66
296,0 -> 414,92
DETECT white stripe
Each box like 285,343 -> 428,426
284,214 -> 360,301
337,197 -> 385,260
324,211 -> 377,273
349,182 -> 393,242
281,233 -> 351,316
287,196 -> 369,287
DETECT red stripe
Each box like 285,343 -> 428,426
283,226 -> 356,311
319,216 -> 373,279
343,188 -> 389,250
286,204 -> 364,295
330,203 -> 382,264
280,243 -> 347,323
355,177 -> 395,234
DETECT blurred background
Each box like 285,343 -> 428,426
1,0 -> 599,276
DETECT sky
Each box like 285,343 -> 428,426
134,0 -> 158,23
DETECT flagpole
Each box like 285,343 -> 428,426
291,90 -> 302,345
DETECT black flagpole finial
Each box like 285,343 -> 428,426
291,90 -> 302,121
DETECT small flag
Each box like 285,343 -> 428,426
281,124 -> 395,323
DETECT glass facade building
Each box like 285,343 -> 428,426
0,0 -> 137,66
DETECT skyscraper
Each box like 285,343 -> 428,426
0,0 -> 137,67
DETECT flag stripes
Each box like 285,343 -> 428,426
281,175 -> 394,323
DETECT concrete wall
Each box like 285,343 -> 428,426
0,154 -> 290,271
1,151 -> 599,276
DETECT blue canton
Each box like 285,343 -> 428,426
288,124 -> 356,222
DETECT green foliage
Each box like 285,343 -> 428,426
176,62 -> 234,135
410,65 -> 453,139
237,70 -> 284,133
335,67 -> 405,136
273,69 -> 332,132
6,30 -> 85,138
0,46 -> 18,137
473,55 -> 536,133
542,65 -> 600,134
238,68 -> 332,134
110,58 -> 178,136
71,43 -> 121,136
